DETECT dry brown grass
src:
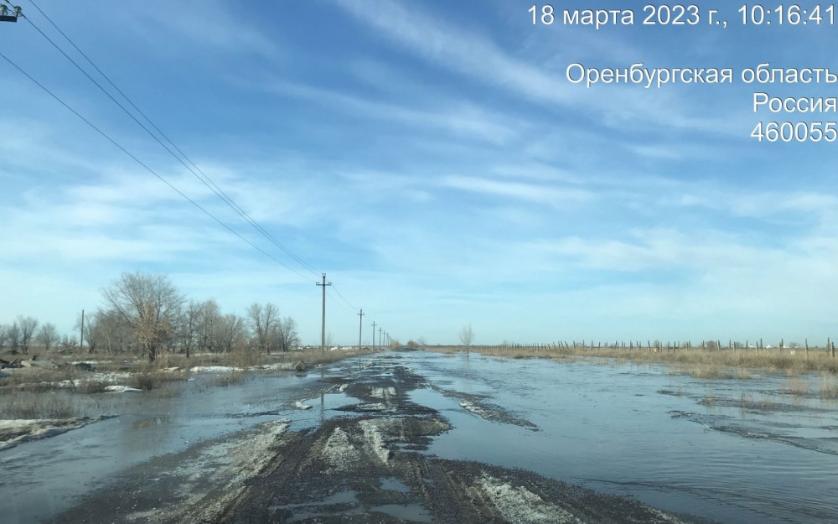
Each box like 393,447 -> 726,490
0,367 -> 81,388
430,345 -> 838,378
679,365 -> 752,380
1,348 -> 372,396
0,391 -> 77,419
159,348 -> 371,370
820,375 -> 838,399
0,362 -> 186,392
74,380 -> 111,394
785,376 -> 810,396
127,367 -> 187,391
210,371 -> 246,387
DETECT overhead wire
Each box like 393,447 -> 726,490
18,0 -> 319,281
0,50 -> 301,275
6,1 -> 376,323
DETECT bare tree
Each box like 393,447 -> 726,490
0,324 -> 8,350
35,323 -> 59,352
196,300 -> 221,352
18,316 -> 38,353
248,303 -> 279,354
458,324 -> 474,347
7,322 -> 21,352
216,314 -> 246,353
92,309 -> 132,354
179,301 -> 203,358
275,316 -> 299,352
103,272 -> 183,362
83,314 -> 99,353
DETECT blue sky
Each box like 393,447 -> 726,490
1,0 -> 837,345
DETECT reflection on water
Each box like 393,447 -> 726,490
0,371 -> 324,523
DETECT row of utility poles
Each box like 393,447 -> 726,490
317,273 -> 392,352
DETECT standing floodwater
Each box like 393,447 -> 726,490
410,351 -> 838,523
2,351 -> 837,523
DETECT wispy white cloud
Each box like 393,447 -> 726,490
333,0 -> 574,105
265,80 -> 516,145
332,0 -> 743,135
439,175 -> 592,206
127,0 -> 281,58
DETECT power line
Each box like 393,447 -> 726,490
4,4 -> 383,340
0,49 -> 303,275
21,0 -> 373,320
19,0 -> 320,281
331,283 -> 358,311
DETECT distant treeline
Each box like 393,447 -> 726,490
0,272 -> 299,361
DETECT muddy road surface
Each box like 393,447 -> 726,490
51,354 -> 684,523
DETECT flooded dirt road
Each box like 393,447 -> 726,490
3,350 -> 837,522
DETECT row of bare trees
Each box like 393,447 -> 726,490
1,272 -> 299,362
0,317 -> 59,354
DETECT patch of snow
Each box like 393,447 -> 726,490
294,400 -> 312,410
354,402 -> 391,412
253,362 -> 297,371
0,418 -> 93,451
476,473 -> 579,524
321,427 -> 360,470
105,385 -> 142,393
359,419 -> 390,465
93,372 -> 133,382
190,366 -> 243,373
370,386 -> 396,399
459,399 -> 491,419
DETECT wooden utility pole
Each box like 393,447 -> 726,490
379,327 -> 383,349
372,321 -> 377,351
316,273 -> 331,352
79,309 -> 85,350
357,309 -> 364,349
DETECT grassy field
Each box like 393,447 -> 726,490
429,344 -> 838,378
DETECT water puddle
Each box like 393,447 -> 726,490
379,476 -> 411,493
0,368 -> 330,523
370,502 -> 432,522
